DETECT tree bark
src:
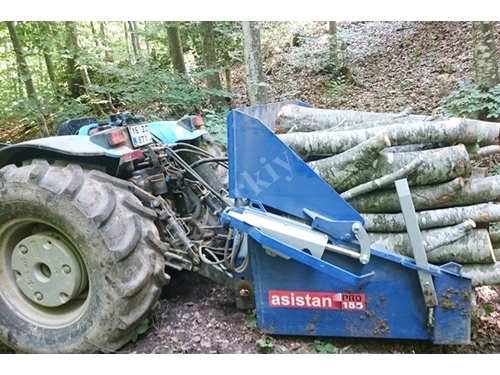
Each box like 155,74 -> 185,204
308,133 -> 391,191
328,21 -> 338,69
128,21 -> 142,60
167,24 -> 187,74
124,22 -> 132,64
370,226 -> 495,264
275,104 -> 434,133
99,22 -> 114,62
65,21 -> 105,116
6,21 -> 50,138
461,262 -> 500,287
312,144 -> 470,193
279,117 -> 500,155
361,203 -> 500,232
472,22 -> 500,121
350,175 -> 500,213
200,21 -> 225,107
242,21 -> 269,105
64,21 -> 82,99
341,157 -> 423,200
349,177 -> 466,213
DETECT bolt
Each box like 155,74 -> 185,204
424,282 -> 430,288
62,265 -> 71,274
360,255 -> 369,265
35,292 -> 43,301
151,200 -> 160,208
344,234 -> 352,240
352,223 -> 362,234
239,289 -> 250,297
19,245 -> 28,254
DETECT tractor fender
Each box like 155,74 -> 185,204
0,135 -> 134,175
147,121 -> 207,144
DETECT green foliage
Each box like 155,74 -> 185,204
203,109 -> 228,150
310,340 -> 338,354
244,310 -> 257,328
438,78 -> 500,119
131,319 -> 149,342
256,335 -> 276,354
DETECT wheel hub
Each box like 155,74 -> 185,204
11,231 -> 87,307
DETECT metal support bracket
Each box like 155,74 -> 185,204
395,179 -> 438,308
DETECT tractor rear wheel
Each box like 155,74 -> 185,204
0,160 -> 169,353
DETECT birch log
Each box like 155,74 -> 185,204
348,177 -> 466,213
370,227 -> 495,264
314,144 -> 470,193
461,262 -> 500,286
469,145 -> 500,160
278,118 -> 500,155
361,203 -> 500,232
275,104 -> 435,133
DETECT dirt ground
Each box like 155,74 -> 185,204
2,21 -> 500,355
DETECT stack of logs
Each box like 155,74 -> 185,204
275,104 -> 500,287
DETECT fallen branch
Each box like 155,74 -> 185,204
469,145 -> 500,160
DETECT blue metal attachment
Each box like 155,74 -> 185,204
224,102 -> 472,344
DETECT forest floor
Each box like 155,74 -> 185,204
2,21 -> 500,357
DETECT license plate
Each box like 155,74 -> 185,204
128,124 -> 153,148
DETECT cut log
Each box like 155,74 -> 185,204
307,133 -> 391,191
275,104 -> 435,133
340,157 -> 423,200
278,118 -> 500,155
349,177 -> 466,213
470,167 -> 489,179
361,203 -> 500,232
370,227 -> 495,264
312,144 -> 470,193
461,262 -> 500,287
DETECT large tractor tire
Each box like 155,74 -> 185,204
0,159 -> 169,353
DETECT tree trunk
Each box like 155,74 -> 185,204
65,21 -> 105,116
124,22 -> 132,64
64,21 -> 81,98
242,21 -> 269,105
128,21 -> 142,60
278,118 -> 500,155
99,22 -> 114,62
6,21 -> 50,138
361,203 -> 500,232
328,21 -> 338,69
469,145 -> 500,159
224,50 -> 232,93
312,144 -> 471,193
472,21 -> 499,121
167,24 -> 187,74
200,21 -> 225,107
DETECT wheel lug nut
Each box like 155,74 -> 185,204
35,292 -> 43,301
19,245 -> 28,254
62,265 -> 71,274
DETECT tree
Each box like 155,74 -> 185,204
200,21 -> 225,107
166,23 -> 187,74
328,21 -> 338,69
128,21 -> 142,60
65,21 -> 105,116
5,21 -> 50,137
242,21 -> 269,105
472,21 -> 499,121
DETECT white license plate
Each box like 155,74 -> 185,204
128,124 -> 153,148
